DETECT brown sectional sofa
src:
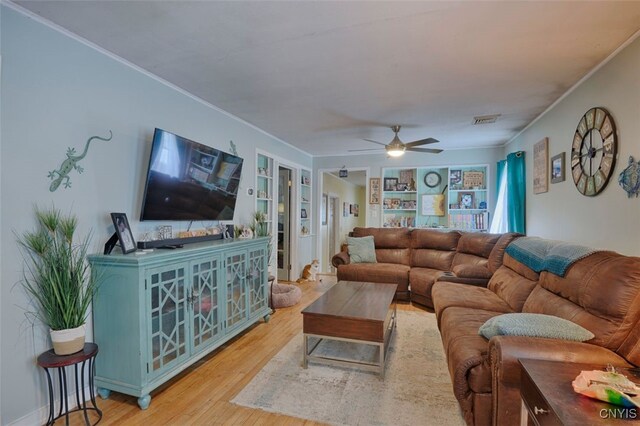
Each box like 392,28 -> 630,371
331,227 -> 519,305
433,250 -> 640,425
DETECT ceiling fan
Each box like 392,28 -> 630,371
348,125 -> 442,157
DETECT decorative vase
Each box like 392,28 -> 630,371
50,324 -> 86,355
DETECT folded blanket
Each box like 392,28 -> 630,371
505,237 -> 603,277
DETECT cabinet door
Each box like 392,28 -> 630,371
147,264 -> 189,378
190,256 -> 223,354
247,244 -> 268,316
225,249 -> 248,330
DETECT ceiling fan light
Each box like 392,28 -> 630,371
387,148 -> 405,157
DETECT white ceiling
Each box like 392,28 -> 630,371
328,170 -> 367,187
12,1 -> 640,156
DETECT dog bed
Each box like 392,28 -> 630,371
271,282 -> 302,308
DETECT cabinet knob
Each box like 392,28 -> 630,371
534,406 -> 549,415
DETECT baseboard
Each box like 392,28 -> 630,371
7,385 -> 92,426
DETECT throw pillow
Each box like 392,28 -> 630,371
478,313 -> 594,342
347,236 -> 377,264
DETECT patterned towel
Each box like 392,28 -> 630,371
505,237 -> 603,277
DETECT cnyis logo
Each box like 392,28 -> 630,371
600,408 -> 638,419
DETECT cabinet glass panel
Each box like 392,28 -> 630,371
191,258 -> 222,353
226,251 -> 247,329
247,246 -> 267,315
148,265 -> 188,375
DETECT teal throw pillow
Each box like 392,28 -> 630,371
347,236 -> 377,264
478,313 -> 594,342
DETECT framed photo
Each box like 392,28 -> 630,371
369,178 -> 381,204
391,198 -> 401,209
110,213 -> 137,254
551,152 -> 566,184
301,208 -> 308,219
399,169 -> 413,184
401,200 -> 416,210
353,204 -> 359,217
450,170 -> 462,186
349,204 -> 354,214
458,192 -> 474,209
384,177 -> 398,191
534,137 -> 549,194
321,193 -> 328,225
383,198 -> 392,209
224,224 -> 234,239
396,183 -> 408,191
343,202 -> 349,217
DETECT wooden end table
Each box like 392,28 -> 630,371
519,358 -> 640,425
37,343 -> 102,426
301,281 -> 397,378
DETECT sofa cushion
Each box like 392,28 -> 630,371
478,313 -> 595,342
336,263 -> 409,293
487,263 -> 538,312
408,268 -> 446,303
452,264 -> 492,279
410,229 -> 460,270
487,233 -> 522,273
523,252 -> 640,359
433,282 -> 513,325
346,236 -> 377,264
352,227 -> 412,265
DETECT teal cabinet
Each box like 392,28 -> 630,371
88,238 -> 270,409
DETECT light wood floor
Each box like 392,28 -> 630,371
78,275 -> 427,425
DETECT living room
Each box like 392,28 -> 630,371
3,2 -> 640,425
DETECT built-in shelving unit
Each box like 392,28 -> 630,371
300,168 -> 312,237
381,164 -> 489,231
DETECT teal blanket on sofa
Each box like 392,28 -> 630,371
505,237 -> 603,277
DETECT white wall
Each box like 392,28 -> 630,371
0,7 -> 311,424
314,147 -> 503,232
320,172 -> 366,272
506,35 -> 640,255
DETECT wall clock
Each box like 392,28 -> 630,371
570,107 -> 617,196
424,171 -> 442,188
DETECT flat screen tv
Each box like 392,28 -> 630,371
140,128 -> 243,221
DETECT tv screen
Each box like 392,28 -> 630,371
140,128 -> 243,221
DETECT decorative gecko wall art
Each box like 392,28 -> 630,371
48,130 -> 113,192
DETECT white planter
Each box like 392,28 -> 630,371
50,324 -> 86,355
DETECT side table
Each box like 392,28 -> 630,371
519,358 -> 639,425
37,343 -> 102,425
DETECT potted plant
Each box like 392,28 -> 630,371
18,207 -> 98,355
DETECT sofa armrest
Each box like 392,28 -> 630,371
331,251 -> 351,268
452,264 -> 492,279
489,336 -> 631,425
436,272 -> 490,288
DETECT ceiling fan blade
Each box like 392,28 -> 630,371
405,137 -> 440,147
363,139 -> 388,146
348,148 -> 385,152
407,147 -> 443,154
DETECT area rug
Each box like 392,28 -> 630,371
231,310 -> 465,425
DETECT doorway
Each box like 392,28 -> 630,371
327,196 -> 340,273
277,166 -> 292,281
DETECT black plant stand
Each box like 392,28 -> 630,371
37,343 -> 102,425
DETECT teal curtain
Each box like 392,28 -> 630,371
506,151 -> 525,234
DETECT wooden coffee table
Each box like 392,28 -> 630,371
301,281 -> 397,378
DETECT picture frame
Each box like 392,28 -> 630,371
391,198 -> 401,209
369,178 -> 381,204
399,169 -> 413,184
321,193 -> 328,225
396,183 -> 408,192
401,200 -> 416,210
301,208 -> 308,219
343,202 -> 349,217
349,204 -> 354,214
224,224 -> 234,239
353,204 -> 359,217
450,170 -> 462,186
110,212 -> 137,254
383,198 -> 392,210
551,152 -> 566,184
534,137 -> 549,194
458,192 -> 475,209
383,177 -> 398,191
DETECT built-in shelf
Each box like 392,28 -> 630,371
449,189 -> 487,192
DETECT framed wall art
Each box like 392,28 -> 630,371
369,178 -> 381,204
534,137 -> 549,194
384,177 -> 398,191
550,152 -> 565,184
